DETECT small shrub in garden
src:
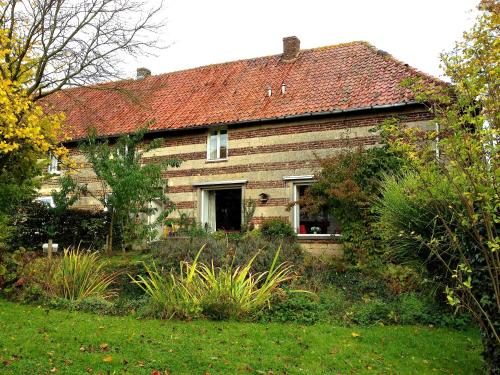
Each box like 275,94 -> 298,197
130,247 -> 299,320
349,299 -> 395,325
150,234 -> 303,274
257,291 -> 325,324
53,248 -> 118,301
380,264 -> 423,295
21,248 -> 118,302
0,248 -> 38,296
260,218 -> 296,239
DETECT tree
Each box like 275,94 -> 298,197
0,28 -> 66,237
379,2 -> 499,372
0,0 -> 164,244
0,0 -> 164,99
299,146 -> 405,266
79,129 -> 180,253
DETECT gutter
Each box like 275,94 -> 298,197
63,101 -> 420,145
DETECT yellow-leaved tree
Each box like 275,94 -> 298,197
0,28 -> 66,220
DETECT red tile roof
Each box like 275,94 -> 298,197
43,41 -> 439,141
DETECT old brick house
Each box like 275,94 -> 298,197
40,36 -> 437,254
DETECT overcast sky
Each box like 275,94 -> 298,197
128,0 -> 479,80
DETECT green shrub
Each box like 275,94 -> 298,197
0,248 -> 38,296
150,234 -> 303,274
54,248 -> 118,301
260,218 -> 296,239
257,291 -> 325,324
349,298 -> 395,325
130,247 -> 299,320
8,201 -> 121,251
379,264 -> 423,295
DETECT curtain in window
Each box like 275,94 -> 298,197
206,191 -> 216,232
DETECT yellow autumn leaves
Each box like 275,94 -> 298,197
0,28 -> 66,160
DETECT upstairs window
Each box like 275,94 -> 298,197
48,154 -> 60,174
207,128 -> 228,160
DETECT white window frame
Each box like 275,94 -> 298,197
198,182 -> 245,232
48,154 -> 60,175
35,196 -> 55,208
207,128 -> 228,161
292,182 -> 341,238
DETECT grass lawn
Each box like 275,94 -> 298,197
0,300 -> 483,374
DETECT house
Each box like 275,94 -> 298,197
40,36 -> 437,255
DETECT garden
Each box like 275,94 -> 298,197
1,1 -> 498,374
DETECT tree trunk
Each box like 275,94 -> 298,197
482,323 -> 500,374
107,211 -> 114,255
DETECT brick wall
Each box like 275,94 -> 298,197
40,107 -> 433,242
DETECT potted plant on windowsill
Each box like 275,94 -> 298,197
310,226 -> 321,234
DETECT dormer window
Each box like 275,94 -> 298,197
207,128 -> 228,161
48,154 -> 60,174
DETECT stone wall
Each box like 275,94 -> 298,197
40,106 -> 433,253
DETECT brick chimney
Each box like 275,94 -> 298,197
282,36 -> 300,61
136,67 -> 151,80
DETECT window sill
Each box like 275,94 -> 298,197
297,234 -> 341,239
206,158 -> 228,163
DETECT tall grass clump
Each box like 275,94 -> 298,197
130,247 -> 298,320
53,248 -> 118,301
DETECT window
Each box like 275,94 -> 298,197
48,154 -> 60,174
201,187 -> 242,232
207,128 -> 228,160
35,196 -> 55,208
103,192 -> 112,212
293,184 -> 341,236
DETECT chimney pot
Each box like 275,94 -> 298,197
136,67 -> 151,79
282,36 -> 300,61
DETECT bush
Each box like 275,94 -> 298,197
260,218 -> 296,239
150,233 -> 303,274
0,248 -> 38,296
21,248 -> 118,302
257,291 -> 325,324
379,264 -> 424,295
7,201 -> 121,251
130,247 -> 298,320
349,298 -> 395,325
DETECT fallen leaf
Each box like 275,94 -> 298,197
50,368 -> 58,373
86,368 -> 93,373
99,343 -> 109,351
137,361 -> 145,367
351,332 -> 361,338
102,355 -> 113,363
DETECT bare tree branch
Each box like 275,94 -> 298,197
1,0 -> 165,100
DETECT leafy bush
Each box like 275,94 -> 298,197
299,146 -> 406,266
7,201 -> 121,251
257,291 -> 326,324
150,234 -> 303,274
379,264 -> 424,295
349,298 -> 395,325
260,218 -> 296,239
130,247 -> 298,320
0,248 -> 38,296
